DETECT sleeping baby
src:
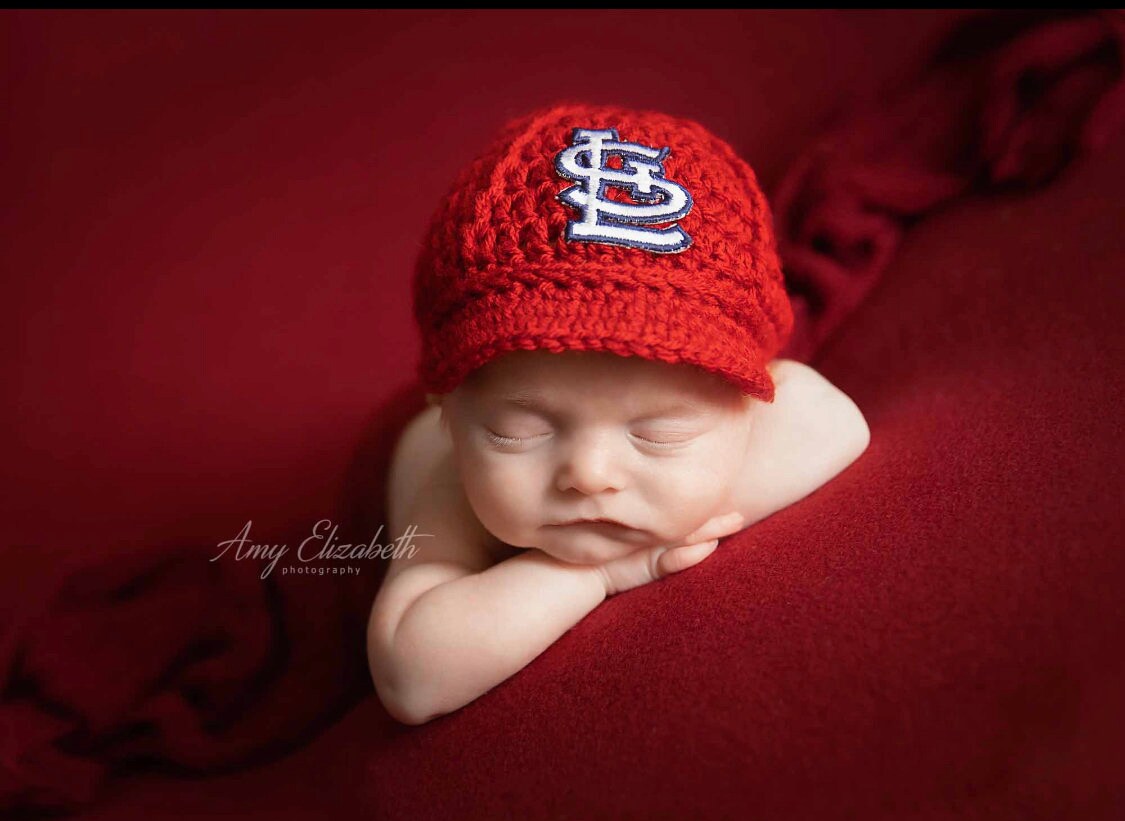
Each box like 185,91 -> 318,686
367,104 -> 870,725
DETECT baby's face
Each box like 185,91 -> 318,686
442,350 -> 755,565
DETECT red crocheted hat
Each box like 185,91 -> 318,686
412,103 -> 794,401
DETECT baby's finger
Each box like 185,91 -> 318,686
657,540 -> 719,576
683,512 -> 745,545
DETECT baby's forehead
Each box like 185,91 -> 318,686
459,350 -> 739,406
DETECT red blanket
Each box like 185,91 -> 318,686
777,9 -> 1125,360
2,9 -> 1123,817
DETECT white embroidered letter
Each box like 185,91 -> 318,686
554,127 -> 693,253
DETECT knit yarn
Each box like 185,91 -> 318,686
413,103 -> 793,401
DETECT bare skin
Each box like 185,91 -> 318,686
368,351 -> 870,725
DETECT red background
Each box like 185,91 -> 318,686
4,10 -> 1123,820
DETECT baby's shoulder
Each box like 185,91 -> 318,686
758,359 -> 868,440
751,359 -> 858,428
386,404 -> 448,534
385,405 -> 513,579
729,358 -> 870,522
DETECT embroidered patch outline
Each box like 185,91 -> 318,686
554,127 -> 693,253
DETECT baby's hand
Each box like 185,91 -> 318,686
595,512 -> 745,597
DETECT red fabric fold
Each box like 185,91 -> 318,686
0,384 -> 426,814
0,542 -> 349,812
775,9 -> 1125,363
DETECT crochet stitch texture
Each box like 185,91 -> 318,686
413,103 -> 794,401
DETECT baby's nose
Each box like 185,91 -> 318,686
555,431 -> 627,495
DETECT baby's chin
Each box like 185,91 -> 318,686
527,524 -> 658,565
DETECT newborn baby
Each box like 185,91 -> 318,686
367,104 -> 870,725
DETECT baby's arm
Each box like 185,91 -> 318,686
368,512 -> 603,725
368,451 -> 740,725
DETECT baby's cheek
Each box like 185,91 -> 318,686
652,472 -> 720,524
669,454 -> 732,500
649,459 -> 734,529
461,459 -> 540,541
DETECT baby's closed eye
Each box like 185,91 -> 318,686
484,428 -> 547,448
628,429 -> 699,449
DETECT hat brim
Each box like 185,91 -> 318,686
420,281 -> 779,401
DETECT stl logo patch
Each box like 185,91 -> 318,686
554,127 -> 693,253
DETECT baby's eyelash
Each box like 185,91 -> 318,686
484,429 -> 689,449
485,430 -> 549,447
485,430 -> 523,446
629,432 -> 685,448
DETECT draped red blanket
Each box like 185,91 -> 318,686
776,9 -> 1125,361
2,9 -> 1123,816
0,385 -> 424,812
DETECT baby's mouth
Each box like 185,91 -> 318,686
551,518 -> 638,532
